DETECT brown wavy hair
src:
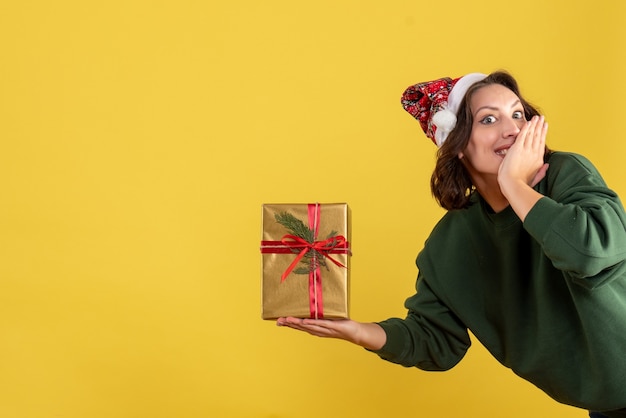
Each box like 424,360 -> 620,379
430,71 -> 551,210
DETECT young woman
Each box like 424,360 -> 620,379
277,71 -> 626,418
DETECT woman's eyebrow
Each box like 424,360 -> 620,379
474,100 -> 521,115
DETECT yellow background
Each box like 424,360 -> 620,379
1,1 -> 624,417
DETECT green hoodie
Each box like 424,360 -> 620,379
375,152 -> 626,410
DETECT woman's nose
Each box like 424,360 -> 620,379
503,117 -> 522,138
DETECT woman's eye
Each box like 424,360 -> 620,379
480,115 -> 496,124
513,111 -> 524,119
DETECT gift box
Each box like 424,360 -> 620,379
260,203 -> 351,320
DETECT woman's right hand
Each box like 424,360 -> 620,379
276,317 -> 387,350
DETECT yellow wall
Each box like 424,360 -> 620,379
1,1 -> 624,417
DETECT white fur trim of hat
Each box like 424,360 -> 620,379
431,73 -> 487,147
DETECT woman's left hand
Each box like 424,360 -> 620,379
497,115 -> 549,222
498,115 -> 549,187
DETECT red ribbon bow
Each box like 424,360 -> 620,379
278,234 -> 348,282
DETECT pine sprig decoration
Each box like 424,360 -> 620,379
275,212 -> 314,242
275,211 -> 333,275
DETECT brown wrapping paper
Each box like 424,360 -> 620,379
261,203 -> 350,320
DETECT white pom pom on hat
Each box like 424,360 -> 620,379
431,108 -> 457,147
401,72 -> 487,147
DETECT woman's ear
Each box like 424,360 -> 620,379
458,151 -> 464,160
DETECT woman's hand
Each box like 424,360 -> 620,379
497,115 -> 549,222
498,115 -> 549,187
276,317 -> 386,350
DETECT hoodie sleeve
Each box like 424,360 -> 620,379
524,152 -> 626,289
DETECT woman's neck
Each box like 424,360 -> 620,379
473,177 -> 509,213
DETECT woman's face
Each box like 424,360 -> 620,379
459,83 -> 526,182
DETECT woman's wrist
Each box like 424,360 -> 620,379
354,322 -> 387,350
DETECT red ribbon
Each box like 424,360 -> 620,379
260,204 -> 350,319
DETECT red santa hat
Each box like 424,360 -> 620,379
401,73 -> 487,146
